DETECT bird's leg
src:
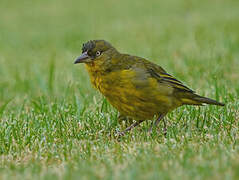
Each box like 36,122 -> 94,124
163,119 -> 167,136
118,120 -> 143,137
148,114 -> 166,135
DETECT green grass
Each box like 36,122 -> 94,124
0,0 -> 239,179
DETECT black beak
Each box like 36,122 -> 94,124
74,52 -> 90,64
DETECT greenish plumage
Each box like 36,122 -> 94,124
74,40 -> 224,136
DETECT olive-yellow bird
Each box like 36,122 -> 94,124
74,40 -> 224,136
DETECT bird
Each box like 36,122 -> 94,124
74,40 -> 224,136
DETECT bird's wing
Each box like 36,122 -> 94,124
144,61 -> 194,93
119,54 -> 194,93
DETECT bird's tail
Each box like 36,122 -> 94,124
182,94 -> 225,106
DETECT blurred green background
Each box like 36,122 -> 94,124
0,0 -> 239,179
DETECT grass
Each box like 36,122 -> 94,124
0,0 -> 239,179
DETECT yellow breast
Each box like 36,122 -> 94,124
85,65 -> 179,120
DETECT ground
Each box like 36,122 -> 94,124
0,0 -> 239,179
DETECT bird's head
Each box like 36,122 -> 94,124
74,40 -> 115,64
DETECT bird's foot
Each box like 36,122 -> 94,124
163,127 -> 167,137
115,130 -> 126,140
115,131 -> 126,142
163,120 -> 167,137
117,131 -> 125,137
148,127 -> 167,137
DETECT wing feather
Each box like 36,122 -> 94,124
147,68 -> 194,93
119,55 -> 194,93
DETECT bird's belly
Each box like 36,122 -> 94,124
89,70 -> 181,120
98,80 -> 174,120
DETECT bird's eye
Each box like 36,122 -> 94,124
96,51 -> 101,57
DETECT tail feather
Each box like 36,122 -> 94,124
182,94 -> 225,106
192,94 -> 224,106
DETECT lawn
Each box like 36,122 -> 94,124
0,0 -> 239,179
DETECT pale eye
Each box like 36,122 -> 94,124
96,51 -> 101,57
